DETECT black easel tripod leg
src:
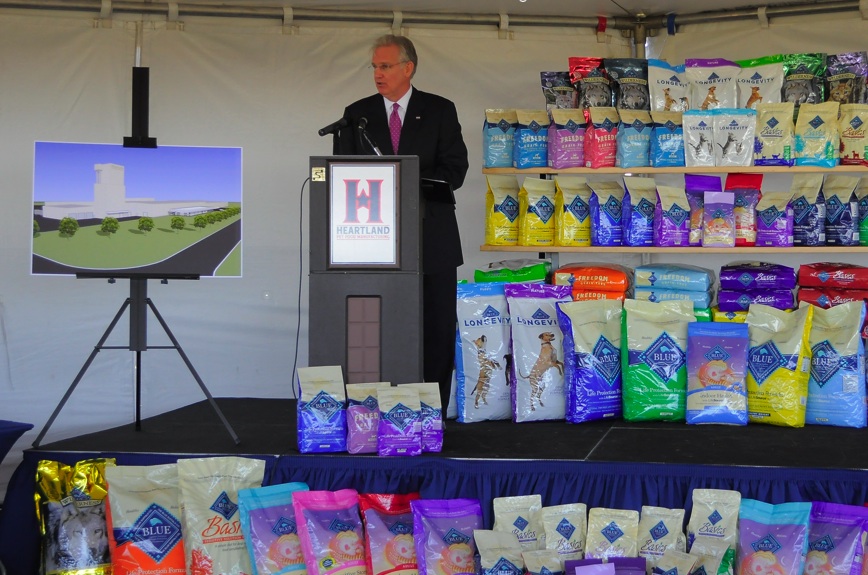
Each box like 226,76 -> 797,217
32,299 -> 132,448
147,299 -> 240,445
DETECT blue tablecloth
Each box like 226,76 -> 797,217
0,420 -> 32,463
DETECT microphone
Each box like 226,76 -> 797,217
318,117 -> 349,137
358,117 -> 383,156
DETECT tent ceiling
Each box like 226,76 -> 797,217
197,0 -> 856,21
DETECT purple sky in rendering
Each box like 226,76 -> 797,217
34,142 -> 242,202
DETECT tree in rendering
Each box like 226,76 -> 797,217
58,217 -> 79,238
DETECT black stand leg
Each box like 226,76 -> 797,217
32,278 -> 240,447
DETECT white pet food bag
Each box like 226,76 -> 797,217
493,495 -> 544,551
586,507 -> 640,559
456,282 -> 512,423
505,283 -> 572,422
638,506 -> 686,574
542,503 -> 588,566
178,456 -> 266,575
687,489 -> 741,575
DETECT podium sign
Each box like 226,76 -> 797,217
309,156 -> 423,384
328,161 -> 399,268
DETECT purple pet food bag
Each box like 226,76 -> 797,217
346,383 -> 391,454
411,499 -> 483,575
654,186 -> 691,247
238,482 -> 310,575
589,181 -> 625,246
737,500 -> 811,575
755,191 -> 794,247
296,367 -> 347,454
622,176 -> 657,247
806,502 -> 868,575
719,263 -> 797,291
686,322 -> 749,425
702,191 -> 736,247
377,387 -> 422,457
685,174 -> 723,246
549,109 -> 586,169
717,289 -> 795,312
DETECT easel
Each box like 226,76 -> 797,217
32,275 -> 240,447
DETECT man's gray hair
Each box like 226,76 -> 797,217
372,34 -> 417,77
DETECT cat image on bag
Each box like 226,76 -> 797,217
718,132 -> 739,157
471,335 -> 501,408
829,80 -> 853,104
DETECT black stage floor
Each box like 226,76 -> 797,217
32,398 -> 868,470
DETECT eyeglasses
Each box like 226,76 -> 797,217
368,61 -> 408,72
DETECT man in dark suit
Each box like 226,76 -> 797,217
334,34 -> 469,409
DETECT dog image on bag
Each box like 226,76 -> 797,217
520,332 -> 565,410
471,335 -> 502,408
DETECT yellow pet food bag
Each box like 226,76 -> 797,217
485,174 -> 520,245
554,176 -> 592,247
745,303 -> 813,427
518,177 -> 557,246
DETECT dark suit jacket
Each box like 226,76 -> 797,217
334,88 -> 469,272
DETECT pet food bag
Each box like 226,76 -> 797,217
717,289 -> 795,312
178,456 -> 266,575
798,262 -> 868,289
633,288 -> 713,310
456,282 -> 512,423
805,502 -> 868,575
720,262 -> 797,291
557,300 -> 623,424
712,108 -> 756,167
589,180 -> 625,246
798,288 -> 868,309
685,174 -> 722,246
474,259 -> 551,284
553,263 -> 632,294
806,301 -> 866,428
725,173 -> 763,246
622,176 -> 658,246
493,495 -> 544,551
402,382 -> 443,452
634,264 -> 715,292
105,463 -> 186,575
346,382 -> 392,454
586,508 -> 640,559
549,108 -> 586,169
652,550 -> 696,575
483,109 -> 517,168
735,55 -> 784,109
506,282 -> 572,422
839,104 -> 868,166
648,59 -> 689,112
622,299 -> 694,422
238,481 -> 310,575
524,550 -> 564,575
823,175 -> 860,246
411,498 -> 483,575
650,111 -> 685,167
745,303 -> 814,427
541,71 -> 578,110
606,58 -> 650,111
754,102 -> 796,166
791,173 -> 826,246
736,500 -> 812,575
755,191 -> 794,247
585,107 -> 620,168
783,53 -> 826,116
654,186 -> 691,247
683,111 -> 715,167
359,492 -> 420,575
570,57 -> 614,109
825,52 -> 868,105
475,530 -> 525,575
686,322 -> 750,425
296,365 -> 347,454
702,191 -> 736,248
377,386 -> 422,457
486,175 -> 521,246
36,458 -> 115,575
292,489 -> 367,575
617,110 -> 653,168
685,58 -> 740,110
514,110 -> 550,169
637,506 -> 686,574
518,177 -> 557,246
542,503 -> 588,565
687,489 -> 741,575
795,101 -> 840,167
555,176 -> 593,247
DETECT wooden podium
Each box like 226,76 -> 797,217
308,156 -> 424,384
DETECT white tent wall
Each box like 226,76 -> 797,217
0,10 -> 630,497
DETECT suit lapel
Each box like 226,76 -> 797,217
398,90 -> 424,155
368,99 -> 392,155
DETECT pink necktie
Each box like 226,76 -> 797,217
389,102 -> 401,153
